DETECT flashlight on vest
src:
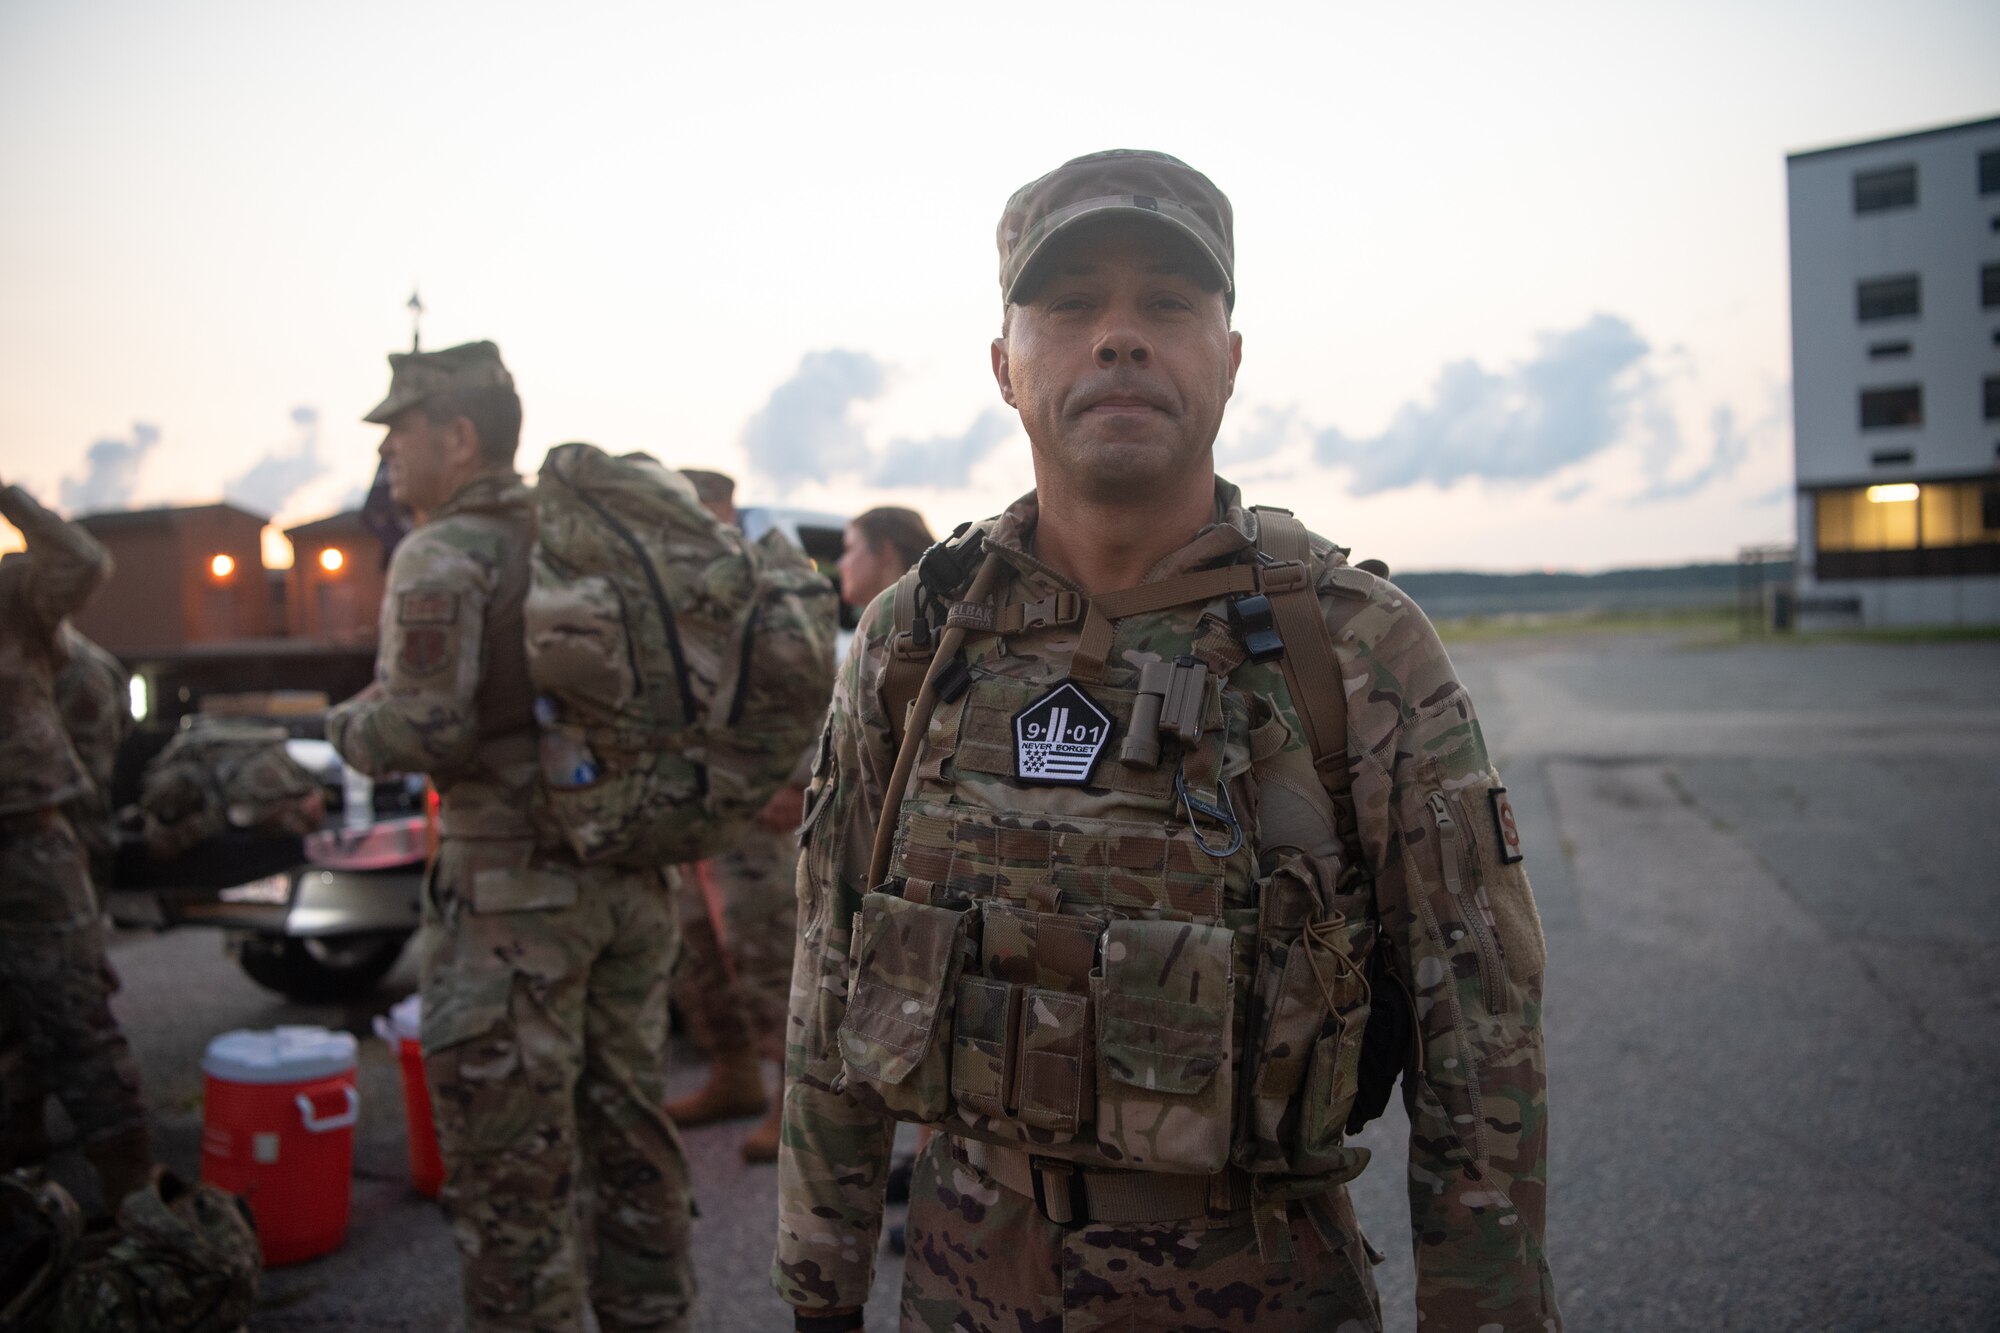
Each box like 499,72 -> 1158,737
1119,657 -> 1209,770
1120,660 -> 1174,769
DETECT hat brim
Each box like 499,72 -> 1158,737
362,391 -> 419,426
1002,198 -> 1233,306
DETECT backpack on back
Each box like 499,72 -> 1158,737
525,443 -> 838,867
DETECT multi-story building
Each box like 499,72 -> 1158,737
1787,113 -> 2000,627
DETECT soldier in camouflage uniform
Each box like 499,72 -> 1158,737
773,153 -> 1559,1332
55,624 -> 132,891
662,468 -> 813,1161
327,343 -> 695,1333
0,482 -> 153,1207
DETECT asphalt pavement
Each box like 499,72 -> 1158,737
53,625 -> 2000,1330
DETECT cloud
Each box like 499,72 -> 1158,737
1218,404 -> 1302,467
1314,313 -> 1653,495
59,423 -> 160,513
868,409 -> 1013,488
1633,404 -> 1749,503
743,350 -> 1016,495
741,350 -> 887,492
224,405 -> 329,518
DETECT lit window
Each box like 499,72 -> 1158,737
1853,164 -> 1917,213
1856,275 -> 1919,321
319,546 -> 346,573
1859,385 -> 1922,430
209,553 -> 236,579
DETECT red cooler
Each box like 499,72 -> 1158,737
373,994 -> 443,1198
200,1026 -> 359,1266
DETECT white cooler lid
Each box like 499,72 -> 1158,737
203,1026 -> 357,1084
384,993 -> 422,1040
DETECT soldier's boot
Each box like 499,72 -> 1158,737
82,1124 -> 154,1211
663,1048 -> 767,1128
739,1101 -> 783,1163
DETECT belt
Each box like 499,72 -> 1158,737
952,1138 -> 1253,1228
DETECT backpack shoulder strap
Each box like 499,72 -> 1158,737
881,567 -> 933,747
1250,506 -> 1349,780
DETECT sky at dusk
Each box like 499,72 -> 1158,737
2,0 -> 1996,572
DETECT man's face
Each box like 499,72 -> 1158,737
838,522 -> 901,609
378,407 -> 460,514
992,219 -> 1241,503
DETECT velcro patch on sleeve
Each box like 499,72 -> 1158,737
398,590 -> 460,626
398,626 -> 453,675
1488,786 -> 1524,864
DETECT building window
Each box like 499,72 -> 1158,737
1986,375 -> 2000,421
1859,385 -> 1922,430
1867,340 -> 1911,359
1856,275 -> 1920,321
1814,481 -> 2000,580
1854,164 -> 1917,213
1870,448 -> 1915,466
1982,148 -> 2000,195
1984,263 -> 2000,308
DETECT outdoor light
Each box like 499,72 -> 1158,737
128,674 -> 148,722
209,553 -> 236,578
1866,484 -> 1920,503
319,546 -> 346,573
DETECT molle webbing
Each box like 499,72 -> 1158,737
890,806 -> 1227,921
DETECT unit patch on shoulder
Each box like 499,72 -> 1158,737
399,627 -> 453,676
398,590 -> 460,626
1488,786 -> 1524,864
1014,681 -> 1112,786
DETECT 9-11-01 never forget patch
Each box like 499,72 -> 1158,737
1014,681 -> 1111,787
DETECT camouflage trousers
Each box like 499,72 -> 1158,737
671,822 -> 799,1059
899,1135 -> 1382,1333
420,837 -> 695,1333
0,808 -> 147,1167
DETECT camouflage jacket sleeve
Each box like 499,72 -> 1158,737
1329,562 -> 1559,1331
772,589 -> 900,1312
325,523 -> 491,778
1,484 -> 112,632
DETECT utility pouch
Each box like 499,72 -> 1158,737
1016,986 -> 1092,1138
1293,913 -> 1371,1170
950,901 -> 1098,1141
1094,918 -> 1235,1172
948,976 -> 1019,1120
838,888 -> 976,1121
1237,933 -> 1330,1172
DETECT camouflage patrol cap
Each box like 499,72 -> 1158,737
363,340 -> 515,424
681,469 -> 735,507
997,149 -> 1234,309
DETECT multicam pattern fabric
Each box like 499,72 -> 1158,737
136,719 -> 324,862
526,443 -> 838,867
420,841 -> 694,1333
328,469 -> 696,1332
899,1135 -> 1381,1333
0,487 -> 149,1209
672,813 -> 802,1059
0,484 -> 106,818
775,480 -> 1557,1330
54,626 -> 131,888
48,1168 -> 261,1333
